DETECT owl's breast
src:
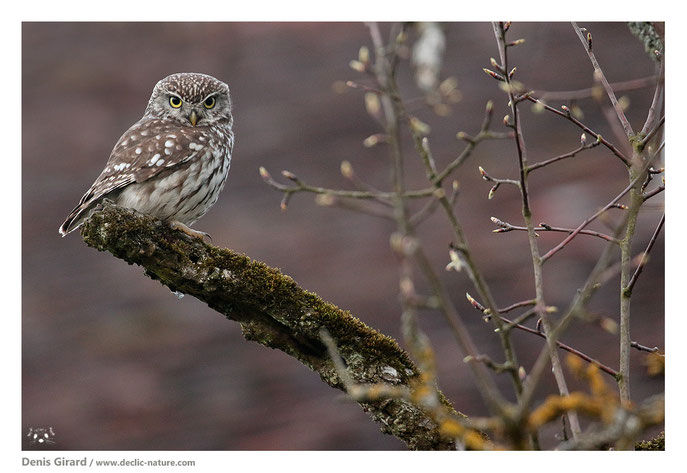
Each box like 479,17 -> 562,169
115,126 -> 233,226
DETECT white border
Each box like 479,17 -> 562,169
6,2 -> 683,470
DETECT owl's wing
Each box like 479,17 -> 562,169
59,119 -> 213,235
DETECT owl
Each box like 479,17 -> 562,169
59,72 -> 234,239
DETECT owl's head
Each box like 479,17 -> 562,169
143,73 -> 232,127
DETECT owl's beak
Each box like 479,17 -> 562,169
188,110 -> 199,127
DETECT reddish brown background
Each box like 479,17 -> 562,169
23,22 -> 664,450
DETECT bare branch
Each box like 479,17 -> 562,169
643,185 -> 665,202
533,75 -> 658,101
502,316 -> 619,379
571,23 -> 634,137
527,141 -> 601,172
523,95 -> 630,167
540,159 -> 656,263
641,116 -> 665,148
493,21 -> 581,438
491,218 -> 620,244
624,213 -> 665,296
259,166 -> 434,204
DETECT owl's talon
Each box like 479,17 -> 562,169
170,221 -> 212,241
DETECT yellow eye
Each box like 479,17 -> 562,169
169,96 -> 182,108
203,96 -> 216,109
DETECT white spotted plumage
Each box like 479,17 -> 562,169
59,73 -> 234,236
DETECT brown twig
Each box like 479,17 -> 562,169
259,166 -> 435,205
314,194 -> 395,220
631,341 -> 661,353
491,218 -> 620,244
502,316 -> 619,379
523,95 -> 630,167
495,299 -> 536,315
615,53 -> 663,405
533,75 -> 658,101
493,21 -> 581,439
366,22 -> 509,417
572,23 -> 634,138
624,213 -> 664,296
540,161 -> 656,263
397,97 -> 527,407
527,140 -> 601,172
643,185 -> 665,202
641,116 -> 665,148
465,298 -> 620,379
640,59 -> 665,138
517,212 -> 628,418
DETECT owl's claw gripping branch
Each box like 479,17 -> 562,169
79,202 -> 459,450
169,220 -> 212,241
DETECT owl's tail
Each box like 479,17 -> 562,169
59,207 -> 82,236
59,202 -> 96,236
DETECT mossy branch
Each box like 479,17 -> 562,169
627,22 -> 664,63
79,201 -> 458,450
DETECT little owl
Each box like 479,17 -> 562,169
59,72 -> 234,239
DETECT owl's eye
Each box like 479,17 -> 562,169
203,96 -> 216,109
169,96 -> 183,108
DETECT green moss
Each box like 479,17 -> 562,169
635,431 -> 665,451
629,132 -> 647,154
84,204 -> 415,374
627,22 -> 664,63
80,202 -> 461,449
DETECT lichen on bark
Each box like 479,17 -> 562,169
79,201 -> 459,450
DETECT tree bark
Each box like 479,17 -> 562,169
79,201 -> 459,450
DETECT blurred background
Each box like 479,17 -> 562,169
23,22 -> 664,450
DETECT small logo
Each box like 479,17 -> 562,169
27,427 -> 56,446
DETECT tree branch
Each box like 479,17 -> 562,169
80,201 -> 459,450
572,23 -> 634,137
493,21 -> 580,439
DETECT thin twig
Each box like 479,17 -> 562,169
434,129 -> 512,185
643,185 -> 665,202
641,116 -> 665,148
502,308 -> 538,330
616,56 -> 663,405
631,341 -> 661,353
527,141 -> 601,172
366,22 -> 509,417
598,100 -> 633,155
572,23 -> 634,137
463,299 -> 620,379
491,218 -> 620,244
402,101 -> 527,403
496,299 -> 536,315
640,59 -> 665,137
340,161 -> 394,203
314,195 -> 395,220
533,75 -> 658,101
414,132 -> 527,405
624,213 -> 664,296
259,166 -> 435,203
493,21 -> 581,439
541,161 -> 656,263
523,95 -> 630,167
499,315 -> 619,378
517,211 -> 628,417
478,165 -> 521,187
